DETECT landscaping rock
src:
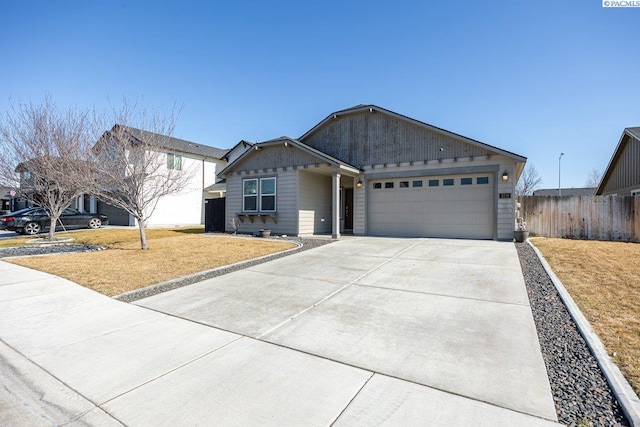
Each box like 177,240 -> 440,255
0,244 -> 104,258
516,242 -> 629,427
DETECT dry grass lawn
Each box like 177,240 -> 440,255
531,238 -> 640,396
7,228 -> 296,297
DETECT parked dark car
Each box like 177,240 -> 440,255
0,208 -> 38,231
0,207 -> 108,235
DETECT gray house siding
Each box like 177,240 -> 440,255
301,111 -> 494,168
225,170 -> 298,235
298,171 -> 332,235
600,132 -> 640,196
231,144 -> 328,172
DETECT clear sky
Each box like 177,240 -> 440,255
2,0 -> 639,189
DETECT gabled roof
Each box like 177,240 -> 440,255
299,104 -> 527,163
101,125 -> 227,159
221,140 -> 254,161
219,136 -> 360,177
596,126 -> 640,195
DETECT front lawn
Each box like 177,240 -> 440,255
531,238 -> 640,396
6,228 -> 296,297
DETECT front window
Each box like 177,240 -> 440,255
243,179 -> 258,211
167,153 -> 182,170
260,177 -> 276,211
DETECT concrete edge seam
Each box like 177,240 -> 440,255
527,240 -> 640,426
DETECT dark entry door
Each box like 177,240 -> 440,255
205,198 -> 226,232
344,188 -> 353,230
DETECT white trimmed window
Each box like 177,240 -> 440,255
167,153 -> 182,170
243,179 -> 258,211
260,177 -> 276,211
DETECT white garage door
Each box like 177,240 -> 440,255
368,173 -> 494,239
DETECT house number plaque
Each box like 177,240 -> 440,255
499,193 -> 512,199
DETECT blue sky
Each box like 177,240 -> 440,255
2,0 -> 639,189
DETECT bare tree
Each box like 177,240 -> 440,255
92,102 -> 193,249
585,168 -> 601,188
0,97 -> 97,239
516,164 -> 543,196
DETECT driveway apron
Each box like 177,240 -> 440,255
137,237 -> 558,423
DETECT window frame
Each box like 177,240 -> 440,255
242,178 -> 258,212
259,177 -> 277,212
167,153 -> 183,171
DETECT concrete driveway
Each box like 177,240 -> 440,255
0,237 -> 559,426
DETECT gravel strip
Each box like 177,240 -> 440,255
114,236 -> 334,302
516,242 -> 629,427
0,244 -> 104,258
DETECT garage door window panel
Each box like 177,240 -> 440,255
385,182 -> 394,189
429,179 -> 439,187
461,177 -> 473,185
443,179 -> 454,186
413,180 -> 423,187
477,177 -> 490,184
373,182 -> 382,189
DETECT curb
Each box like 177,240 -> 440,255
112,240 -> 304,301
527,240 -> 640,426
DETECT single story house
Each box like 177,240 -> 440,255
533,188 -> 596,197
596,127 -> 640,196
220,105 -> 526,240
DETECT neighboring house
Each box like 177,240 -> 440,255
533,188 -> 596,197
596,127 -> 640,196
220,105 -> 526,240
94,125 -> 229,227
203,140 -> 254,200
1,186 -> 13,214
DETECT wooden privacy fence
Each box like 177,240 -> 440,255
520,195 -> 640,242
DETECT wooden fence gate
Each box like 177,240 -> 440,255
205,198 -> 226,233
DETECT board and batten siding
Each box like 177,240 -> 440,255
301,111 -> 494,168
298,171 -> 332,235
225,170 -> 298,235
601,133 -> 640,196
231,144 -> 328,172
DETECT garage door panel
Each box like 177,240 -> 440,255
369,174 -> 494,239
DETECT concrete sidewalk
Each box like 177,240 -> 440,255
0,238 -> 561,426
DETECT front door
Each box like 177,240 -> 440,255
344,188 -> 353,231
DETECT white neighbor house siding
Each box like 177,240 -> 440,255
225,169 -> 298,235
145,154 -> 224,226
298,171 -> 332,235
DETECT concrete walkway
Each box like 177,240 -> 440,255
0,237 -> 560,426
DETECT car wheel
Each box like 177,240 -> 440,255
23,222 -> 41,235
88,218 -> 102,229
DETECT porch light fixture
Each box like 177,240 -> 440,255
502,171 -> 509,182
356,179 -> 363,188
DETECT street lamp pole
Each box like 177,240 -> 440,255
558,152 -> 565,196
